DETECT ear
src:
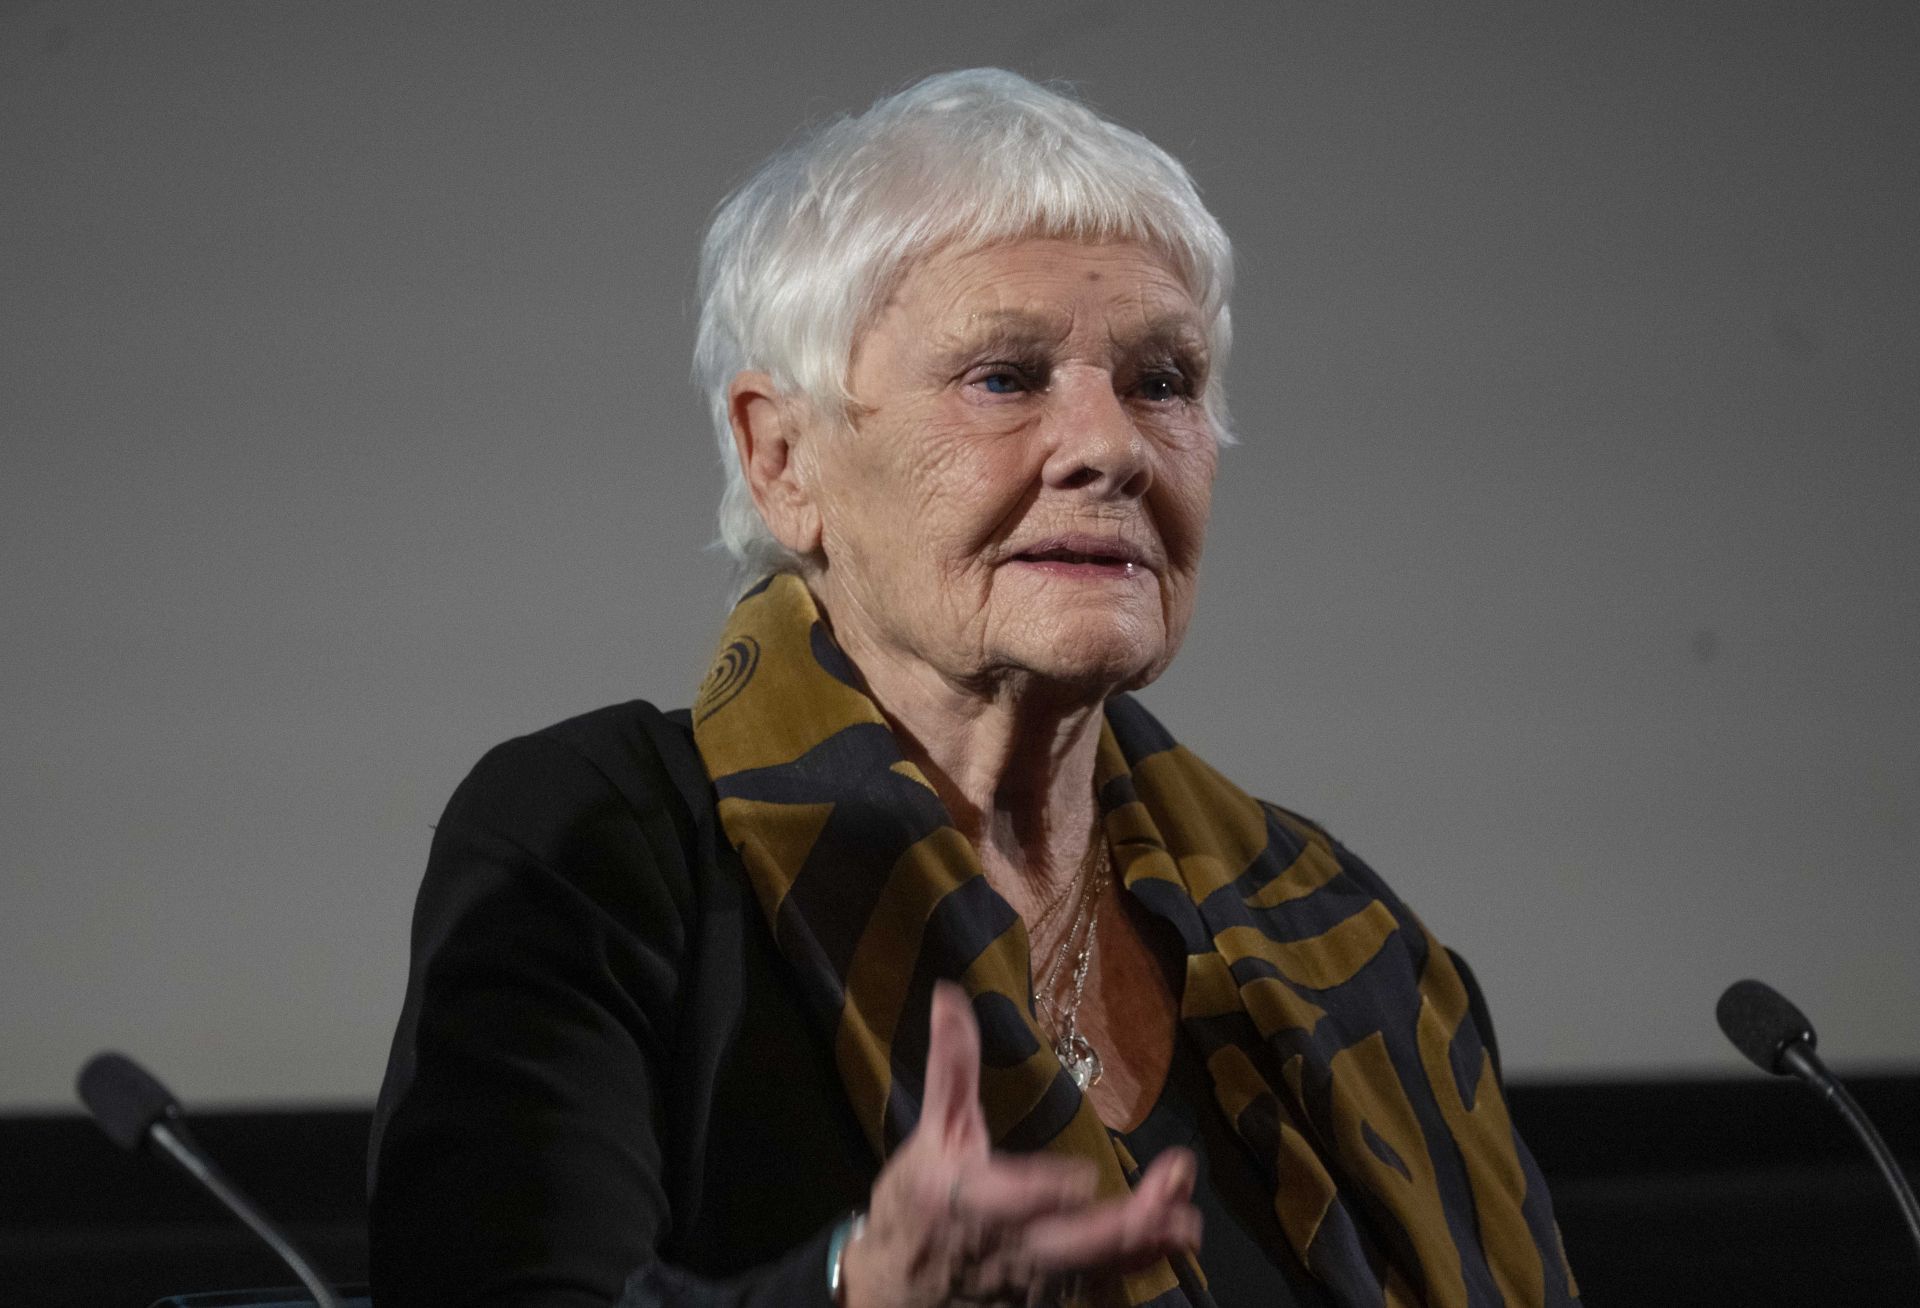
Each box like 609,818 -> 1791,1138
727,371 -> 823,558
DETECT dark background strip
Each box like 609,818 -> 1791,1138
3,1076 -> 1916,1307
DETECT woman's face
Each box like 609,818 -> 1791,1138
802,237 -> 1218,703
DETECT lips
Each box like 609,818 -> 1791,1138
1008,535 -> 1150,572
1020,547 -> 1128,565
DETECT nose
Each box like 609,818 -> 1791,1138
1038,369 -> 1152,500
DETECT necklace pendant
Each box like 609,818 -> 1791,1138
1057,1032 -> 1103,1091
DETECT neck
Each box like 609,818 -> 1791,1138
829,621 -> 1106,906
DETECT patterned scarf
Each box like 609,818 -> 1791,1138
692,574 -> 1578,1307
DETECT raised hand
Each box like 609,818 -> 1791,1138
840,982 -> 1201,1307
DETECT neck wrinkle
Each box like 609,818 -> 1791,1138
827,614 -> 1109,914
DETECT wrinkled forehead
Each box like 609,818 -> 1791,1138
870,238 -> 1208,353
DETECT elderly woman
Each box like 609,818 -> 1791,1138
369,70 -> 1577,1308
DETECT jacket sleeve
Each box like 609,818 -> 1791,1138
368,731 -> 837,1307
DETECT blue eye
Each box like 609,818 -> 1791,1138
980,370 -> 1024,395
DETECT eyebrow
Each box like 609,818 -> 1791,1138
930,309 -> 1210,366
939,310 -> 1070,355
1120,316 -> 1211,360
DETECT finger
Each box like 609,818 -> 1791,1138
919,981 -> 983,1149
950,1241 -> 1042,1303
1136,1147 -> 1198,1206
1020,1152 -> 1203,1272
1024,1195 -> 1204,1275
953,1151 -> 1100,1227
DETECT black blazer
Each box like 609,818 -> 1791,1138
368,700 -> 1505,1306
370,701 -> 872,1306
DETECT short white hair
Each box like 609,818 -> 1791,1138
694,68 -> 1236,586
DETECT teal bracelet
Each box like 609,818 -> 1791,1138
825,1210 -> 867,1304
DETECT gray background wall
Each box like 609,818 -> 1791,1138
5,1 -> 1915,1110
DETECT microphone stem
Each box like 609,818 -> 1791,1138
1781,1045 -> 1920,1267
151,1122 -> 345,1308
1827,1080 -> 1920,1259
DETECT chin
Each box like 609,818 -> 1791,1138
1002,628 -> 1171,701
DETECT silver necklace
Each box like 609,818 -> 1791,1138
1032,840 -> 1109,1092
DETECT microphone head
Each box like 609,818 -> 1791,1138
76,1052 -> 181,1151
1716,978 -> 1818,1075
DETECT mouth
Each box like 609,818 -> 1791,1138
1007,536 -> 1150,579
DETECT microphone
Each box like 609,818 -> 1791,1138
1715,979 -> 1920,1264
1716,978 -> 1818,1078
77,1052 -> 344,1308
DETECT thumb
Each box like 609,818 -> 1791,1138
919,980 -> 984,1150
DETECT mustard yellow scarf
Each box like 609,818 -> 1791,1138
693,575 -> 1577,1307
